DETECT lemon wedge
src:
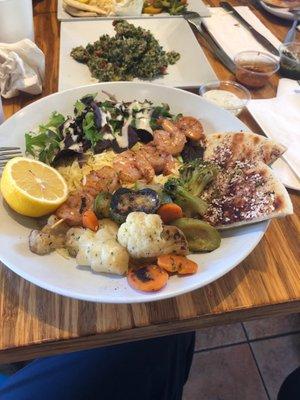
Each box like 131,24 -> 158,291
0,157 -> 68,217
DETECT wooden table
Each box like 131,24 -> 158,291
0,0 -> 299,363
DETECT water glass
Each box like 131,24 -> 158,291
0,0 -> 34,43
279,42 -> 300,80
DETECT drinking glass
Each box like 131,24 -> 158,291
0,0 -> 34,43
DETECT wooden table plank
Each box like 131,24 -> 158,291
0,0 -> 299,363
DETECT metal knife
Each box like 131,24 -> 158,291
219,2 -> 279,56
183,12 -> 236,74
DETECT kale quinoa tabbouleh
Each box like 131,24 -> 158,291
70,20 -> 180,82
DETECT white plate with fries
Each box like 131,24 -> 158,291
57,0 -> 211,21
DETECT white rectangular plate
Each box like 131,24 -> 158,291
59,19 -> 217,91
57,0 -> 211,21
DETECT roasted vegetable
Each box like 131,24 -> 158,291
94,192 -> 112,218
135,182 -> 172,205
82,210 -> 99,232
157,203 -> 183,224
157,254 -> 198,274
164,178 -> 208,217
110,188 -> 160,224
127,265 -> 169,292
171,218 -> 221,252
117,212 -> 188,259
179,159 -> 219,196
164,159 -> 218,217
181,140 -> 204,163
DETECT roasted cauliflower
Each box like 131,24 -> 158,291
67,219 -> 129,275
117,212 -> 188,259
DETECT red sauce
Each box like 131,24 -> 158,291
235,64 -> 272,89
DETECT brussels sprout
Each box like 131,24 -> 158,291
110,188 -> 160,224
94,192 -> 112,218
171,218 -> 221,252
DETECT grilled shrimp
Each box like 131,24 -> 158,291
137,144 -> 175,175
113,150 -> 155,183
153,119 -> 186,156
134,151 -> 155,183
83,166 -> 119,197
113,150 -> 142,183
55,190 -> 94,226
176,116 -> 205,142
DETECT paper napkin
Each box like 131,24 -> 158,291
0,39 -> 45,99
203,7 -> 281,60
247,79 -> 300,179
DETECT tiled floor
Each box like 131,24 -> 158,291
1,314 -> 300,399
184,313 -> 300,400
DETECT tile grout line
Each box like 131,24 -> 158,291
194,339 -> 248,354
193,327 -> 300,354
242,323 -> 271,400
249,329 -> 300,343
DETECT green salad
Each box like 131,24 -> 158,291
70,20 -> 180,82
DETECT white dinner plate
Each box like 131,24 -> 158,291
57,0 -> 211,21
59,19 -> 217,91
259,0 -> 300,21
0,82 -> 268,303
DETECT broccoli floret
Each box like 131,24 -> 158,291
179,159 -> 219,196
164,178 -> 208,217
164,160 -> 218,217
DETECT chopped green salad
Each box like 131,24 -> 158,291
70,20 -> 180,82
25,93 -> 180,165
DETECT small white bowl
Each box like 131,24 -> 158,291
199,80 -> 251,116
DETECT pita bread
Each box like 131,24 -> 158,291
63,0 -> 109,15
204,132 -> 286,167
201,161 -> 293,229
63,3 -> 98,16
263,0 -> 300,8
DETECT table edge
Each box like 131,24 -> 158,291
1,299 -> 300,363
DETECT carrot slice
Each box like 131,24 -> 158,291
82,210 -> 99,232
157,203 -> 183,224
127,265 -> 169,292
157,255 -> 198,275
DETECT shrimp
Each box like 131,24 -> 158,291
134,151 -> 155,183
55,191 -> 94,226
153,119 -> 186,156
113,150 -> 155,183
137,144 -> 175,175
83,166 -> 119,197
176,116 -> 205,142
113,150 -> 142,183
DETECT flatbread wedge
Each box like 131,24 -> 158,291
201,161 -> 293,229
204,131 -> 286,167
63,0 -> 109,15
63,2 -> 98,16
262,0 -> 300,8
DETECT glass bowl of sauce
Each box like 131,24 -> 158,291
279,42 -> 300,80
234,51 -> 279,89
199,80 -> 251,116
